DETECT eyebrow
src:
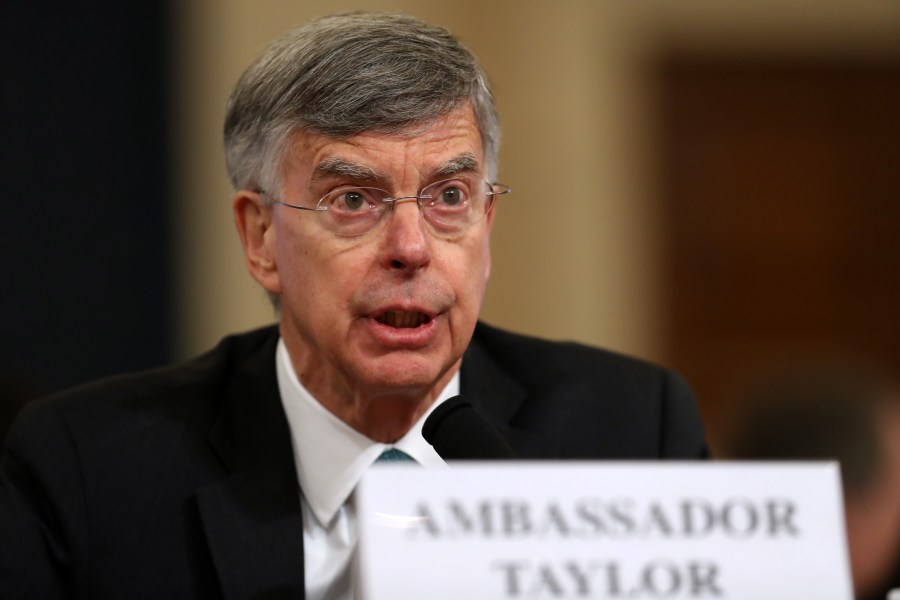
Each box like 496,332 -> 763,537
314,158 -> 382,181
311,153 -> 482,184
431,153 -> 480,178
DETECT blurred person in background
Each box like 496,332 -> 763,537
727,365 -> 900,600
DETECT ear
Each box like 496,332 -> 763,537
485,201 -> 497,231
233,190 -> 282,294
484,200 -> 498,280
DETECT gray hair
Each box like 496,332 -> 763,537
224,12 -> 500,196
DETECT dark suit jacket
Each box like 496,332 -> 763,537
0,322 -> 707,599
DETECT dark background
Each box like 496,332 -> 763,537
0,4 -> 173,435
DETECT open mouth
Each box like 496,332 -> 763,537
376,310 -> 431,329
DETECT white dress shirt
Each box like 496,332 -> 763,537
275,339 -> 455,600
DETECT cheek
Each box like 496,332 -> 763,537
469,230 -> 493,288
276,227 -> 374,309
450,237 -> 492,309
274,227 -> 308,285
272,223 -> 327,307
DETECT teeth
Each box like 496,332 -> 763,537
378,311 -> 428,328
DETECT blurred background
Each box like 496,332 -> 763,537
2,0 -> 899,454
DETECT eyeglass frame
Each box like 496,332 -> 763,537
258,177 -> 511,238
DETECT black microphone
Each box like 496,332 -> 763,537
422,395 -> 516,459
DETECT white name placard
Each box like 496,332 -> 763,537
356,462 -> 852,599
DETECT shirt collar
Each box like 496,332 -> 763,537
275,338 -> 454,527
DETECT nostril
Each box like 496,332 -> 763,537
391,259 -> 405,269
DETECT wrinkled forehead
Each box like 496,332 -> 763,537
280,105 -> 487,187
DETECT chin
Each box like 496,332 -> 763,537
359,355 -> 449,397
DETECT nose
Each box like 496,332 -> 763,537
380,198 -> 430,272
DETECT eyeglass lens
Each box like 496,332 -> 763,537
316,178 -> 495,237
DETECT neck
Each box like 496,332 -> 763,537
299,363 -> 460,443
316,373 -> 456,442
342,392 -> 437,442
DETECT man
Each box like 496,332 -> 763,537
0,12 -> 707,599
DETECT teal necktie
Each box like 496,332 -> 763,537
376,448 -> 415,463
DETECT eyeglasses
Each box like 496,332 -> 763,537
263,177 -> 511,238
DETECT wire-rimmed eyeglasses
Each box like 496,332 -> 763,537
262,177 -> 511,238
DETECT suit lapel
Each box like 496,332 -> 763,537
461,325 -> 560,458
198,328 -> 306,599
196,464 -> 304,600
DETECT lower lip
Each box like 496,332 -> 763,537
364,315 -> 439,348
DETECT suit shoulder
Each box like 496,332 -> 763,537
470,321 -> 672,384
467,322 -> 708,459
12,326 -> 279,448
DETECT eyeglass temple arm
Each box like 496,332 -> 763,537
270,199 -> 328,212
255,188 -> 327,212
487,184 -> 512,197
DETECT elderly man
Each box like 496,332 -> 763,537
0,12 -> 707,599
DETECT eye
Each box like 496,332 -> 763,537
426,180 -> 472,209
438,186 -> 464,206
321,187 -> 380,212
340,191 -> 366,211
